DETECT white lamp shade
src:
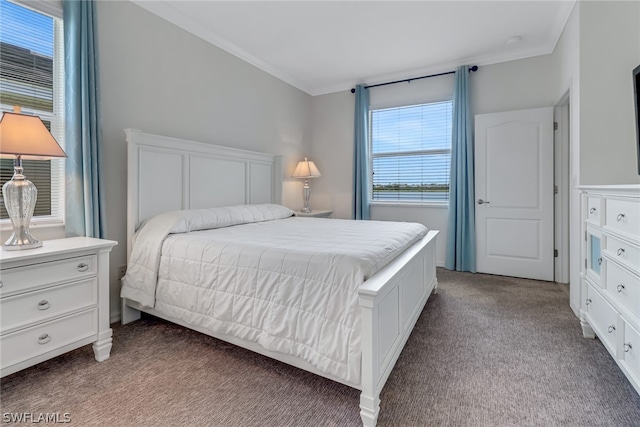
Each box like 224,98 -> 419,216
292,157 -> 321,178
0,110 -> 66,160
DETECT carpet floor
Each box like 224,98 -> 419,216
2,269 -> 640,426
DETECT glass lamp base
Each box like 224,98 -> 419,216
301,181 -> 312,213
3,235 -> 42,251
2,162 -> 41,251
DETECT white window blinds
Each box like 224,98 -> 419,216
0,0 -> 65,222
370,101 -> 453,202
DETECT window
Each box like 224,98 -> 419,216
370,100 -> 452,203
0,0 -> 64,223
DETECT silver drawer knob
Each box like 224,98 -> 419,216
617,284 -> 626,293
586,298 -> 592,305
590,207 -> 597,214
37,300 -> 50,310
624,343 -> 633,353
617,248 -> 625,256
38,334 -> 51,345
597,257 -> 602,266
77,263 -> 89,272
608,325 -> 616,333
617,213 -> 625,222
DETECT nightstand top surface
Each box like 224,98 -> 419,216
0,237 -> 117,264
295,210 -> 333,217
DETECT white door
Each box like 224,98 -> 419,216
475,107 -> 554,281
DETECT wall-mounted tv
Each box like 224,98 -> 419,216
634,64 -> 640,174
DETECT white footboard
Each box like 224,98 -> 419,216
358,230 -> 438,427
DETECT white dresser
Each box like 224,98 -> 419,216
0,237 -> 117,377
580,185 -> 640,394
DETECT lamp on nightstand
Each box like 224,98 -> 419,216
0,106 -> 67,250
292,157 -> 321,213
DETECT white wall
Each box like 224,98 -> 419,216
96,1 -> 312,321
579,0 -> 640,185
309,91 -> 354,220
471,55 -> 559,114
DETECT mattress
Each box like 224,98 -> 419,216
121,204 -> 427,383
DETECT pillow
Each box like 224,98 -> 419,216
169,204 -> 294,234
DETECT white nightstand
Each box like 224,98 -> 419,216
0,237 -> 117,377
295,210 -> 333,218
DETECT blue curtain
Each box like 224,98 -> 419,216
353,85 -> 370,220
445,66 -> 476,272
64,0 -> 105,238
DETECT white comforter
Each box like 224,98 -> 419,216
121,204 -> 427,384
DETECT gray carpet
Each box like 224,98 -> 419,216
2,269 -> 640,426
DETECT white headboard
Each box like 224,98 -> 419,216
126,129 -> 282,258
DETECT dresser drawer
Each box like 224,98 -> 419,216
605,235 -> 640,273
606,262 -> 640,321
1,278 -> 97,334
587,196 -> 602,225
605,198 -> 640,239
622,321 -> 640,386
0,255 -> 97,297
0,309 -> 97,370
587,285 -> 618,352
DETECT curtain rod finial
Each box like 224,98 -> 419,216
350,88 -> 356,93
470,65 -> 478,72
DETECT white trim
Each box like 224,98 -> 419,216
0,6 -> 66,227
369,101 -> 452,205
554,98 -> 571,284
370,201 -> 448,209
0,216 -> 63,230
9,0 -> 62,18
577,185 -> 640,193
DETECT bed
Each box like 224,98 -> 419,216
120,129 -> 439,427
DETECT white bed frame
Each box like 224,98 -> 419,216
121,129 -> 439,427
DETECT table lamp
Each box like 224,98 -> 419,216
292,157 -> 321,213
0,106 -> 67,250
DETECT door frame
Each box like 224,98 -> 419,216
554,93 -> 570,284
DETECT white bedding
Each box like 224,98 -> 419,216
121,204 -> 427,383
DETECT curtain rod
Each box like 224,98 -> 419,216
350,65 -> 478,93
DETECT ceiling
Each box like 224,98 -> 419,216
132,0 -> 576,96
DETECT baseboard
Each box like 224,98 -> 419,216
436,260 -> 445,268
557,282 -> 570,297
110,310 -> 121,325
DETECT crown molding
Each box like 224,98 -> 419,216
314,45 -> 556,96
131,0 -> 577,97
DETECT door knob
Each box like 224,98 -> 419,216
477,199 -> 490,205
